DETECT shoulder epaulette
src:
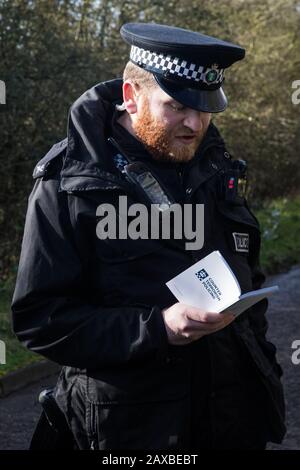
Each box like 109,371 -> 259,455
33,138 -> 68,179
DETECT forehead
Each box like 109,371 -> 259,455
146,84 -> 179,105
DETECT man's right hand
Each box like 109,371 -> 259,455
161,302 -> 235,345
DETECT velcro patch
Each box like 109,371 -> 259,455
232,232 -> 249,253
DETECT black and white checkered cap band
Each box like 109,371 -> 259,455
130,45 -> 224,86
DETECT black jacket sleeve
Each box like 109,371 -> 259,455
11,173 -> 169,369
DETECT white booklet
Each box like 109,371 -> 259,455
166,250 -> 279,317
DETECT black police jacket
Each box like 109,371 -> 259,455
11,79 -> 285,449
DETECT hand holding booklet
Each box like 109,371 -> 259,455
166,250 -> 278,317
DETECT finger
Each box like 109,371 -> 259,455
186,311 -> 220,323
184,315 -> 235,335
186,311 -> 234,325
219,311 -> 236,319
184,319 -> 226,333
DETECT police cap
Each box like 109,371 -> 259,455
120,22 -> 245,113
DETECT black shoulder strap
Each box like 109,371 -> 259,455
33,138 -> 68,179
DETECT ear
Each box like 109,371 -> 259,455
122,81 -> 140,114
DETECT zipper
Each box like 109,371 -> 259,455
176,164 -> 184,185
89,403 -> 98,450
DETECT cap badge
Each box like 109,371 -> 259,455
204,64 -> 220,84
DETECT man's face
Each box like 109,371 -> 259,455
132,85 -> 211,162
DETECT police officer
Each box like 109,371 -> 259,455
11,23 -> 285,450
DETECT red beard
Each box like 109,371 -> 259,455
132,97 -> 205,163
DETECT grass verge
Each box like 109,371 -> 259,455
256,195 -> 300,274
0,291 -> 41,378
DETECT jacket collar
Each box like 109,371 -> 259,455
60,79 -> 228,194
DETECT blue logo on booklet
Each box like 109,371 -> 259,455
195,269 -> 209,281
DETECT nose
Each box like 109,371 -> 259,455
183,110 -> 207,133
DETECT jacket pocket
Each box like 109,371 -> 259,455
96,236 -> 165,264
86,394 -> 189,450
85,361 -> 190,449
235,325 -> 286,442
237,325 -> 282,377
94,190 -> 166,264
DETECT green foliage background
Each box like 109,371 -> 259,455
0,0 -> 299,284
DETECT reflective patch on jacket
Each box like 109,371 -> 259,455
33,138 -> 68,179
232,232 -> 249,253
